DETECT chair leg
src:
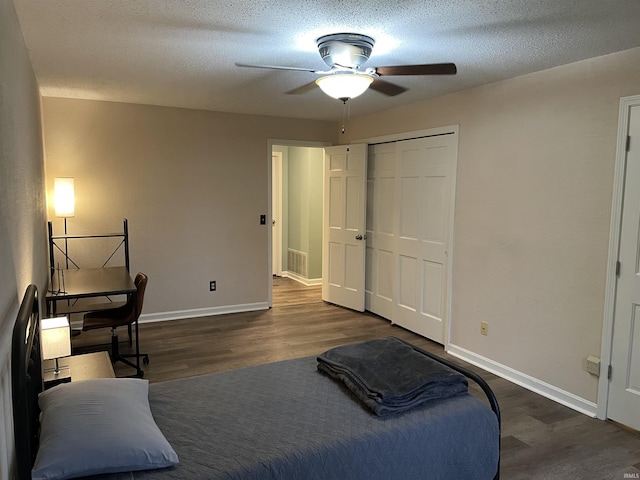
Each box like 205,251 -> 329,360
109,327 -> 148,378
111,328 -> 120,358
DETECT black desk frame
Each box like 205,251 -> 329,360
46,219 -> 144,377
48,218 -> 130,279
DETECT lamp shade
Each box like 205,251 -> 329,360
315,73 -> 374,100
54,177 -> 75,217
41,317 -> 71,360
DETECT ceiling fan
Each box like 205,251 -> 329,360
236,33 -> 457,101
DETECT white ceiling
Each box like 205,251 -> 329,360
12,0 -> 640,122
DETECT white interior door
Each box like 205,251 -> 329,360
608,104 -> 640,430
322,144 -> 367,311
393,136 -> 456,343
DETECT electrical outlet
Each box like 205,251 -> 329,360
209,281 -> 216,292
480,321 -> 489,336
586,355 -> 601,376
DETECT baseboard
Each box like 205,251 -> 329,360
282,272 -> 322,286
447,343 -> 598,417
139,302 -> 269,324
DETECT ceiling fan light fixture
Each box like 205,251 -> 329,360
315,73 -> 374,100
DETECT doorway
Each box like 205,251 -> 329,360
269,141 -> 328,307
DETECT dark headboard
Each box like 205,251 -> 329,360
11,284 -> 43,480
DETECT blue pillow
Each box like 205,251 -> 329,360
32,378 -> 178,480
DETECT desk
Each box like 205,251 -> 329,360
46,266 -> 135,316
45,267 -> 144,378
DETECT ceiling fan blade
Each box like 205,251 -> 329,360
375,63 -> 457,76
235,62 -> 318,73
369,78 -> 407,97
286,81 -> 319,95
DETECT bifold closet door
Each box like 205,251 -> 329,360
366,133 -> 457,343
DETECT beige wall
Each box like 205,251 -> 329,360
347,47 -> 640,404
41,98 -> 337,318
0,0 -> 49,477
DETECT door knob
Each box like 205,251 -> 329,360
355,234 -> 363,240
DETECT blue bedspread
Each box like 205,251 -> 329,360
317,337 -> 468,416
100,355 -> 499,480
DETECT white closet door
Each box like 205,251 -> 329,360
366,133 -> 457,344
366,142 -> 397,319
394,135 -> 456,343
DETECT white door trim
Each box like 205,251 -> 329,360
272,152 -> 283,277
267,139 -> 331,307
353,126 -> 458,145
598,94 -> 640,420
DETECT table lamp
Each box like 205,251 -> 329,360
41,316 -> 71,382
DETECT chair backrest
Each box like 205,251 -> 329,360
133,272 -> 148,320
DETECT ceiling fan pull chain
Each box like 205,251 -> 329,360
341,99 -> 348,134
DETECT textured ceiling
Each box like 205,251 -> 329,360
12,0 -> 640,122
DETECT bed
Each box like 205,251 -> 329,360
12,284 -> 501,480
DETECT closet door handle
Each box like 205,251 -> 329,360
355,234 -> 363,240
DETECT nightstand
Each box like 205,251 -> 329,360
44,351 -> 115,388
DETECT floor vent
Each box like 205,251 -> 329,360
287,248 -> 308,278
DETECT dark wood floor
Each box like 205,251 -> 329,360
73,276 -> 640,479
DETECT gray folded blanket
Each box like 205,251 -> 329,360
317,337 -> 468,416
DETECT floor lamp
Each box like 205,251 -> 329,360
53,177 -> 75,269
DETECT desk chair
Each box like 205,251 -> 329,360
83,272 -> 150,376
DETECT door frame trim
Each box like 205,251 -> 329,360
272,151 -> 283,277
267,139 -> 331,308
353,126 -> 458,146
599,94 -> 640,420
